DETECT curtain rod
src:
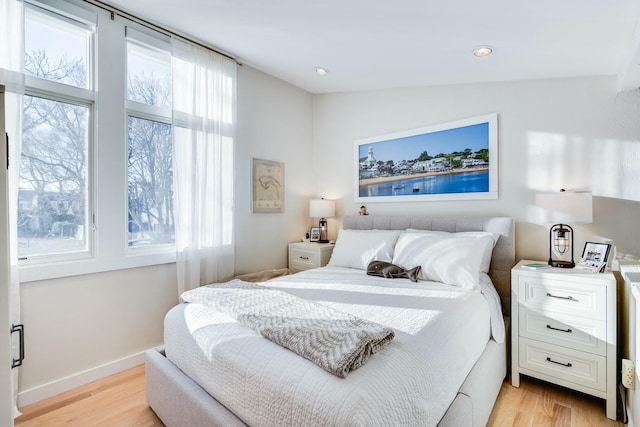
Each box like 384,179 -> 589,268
83,0 -> 242,65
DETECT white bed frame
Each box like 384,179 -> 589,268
146,215 -> 515,426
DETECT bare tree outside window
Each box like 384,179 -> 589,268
19,5 -> 93,260
127,116 -> 174,247
127,41 -> 174,248
20,95 -> 88,256
21,4 -> 176,261
19,50 -> 89,258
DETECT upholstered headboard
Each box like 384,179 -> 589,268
342,215 -> 515,316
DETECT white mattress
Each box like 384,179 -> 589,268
164,266 -> 495,426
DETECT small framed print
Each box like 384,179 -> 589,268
577,242 -> 612,273
581,242 -> 612,263
252,158 -> 284,213
310,227 -> 321,242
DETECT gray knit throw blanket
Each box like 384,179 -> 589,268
180,279 -> 395,378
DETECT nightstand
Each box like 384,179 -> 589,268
511,260 -> 617,420
288,242 -> 334,273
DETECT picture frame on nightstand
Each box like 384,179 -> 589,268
577,242 -> 612,273
309,227 -> 320,242
581,242 -> 611,263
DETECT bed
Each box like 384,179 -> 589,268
146,215 -> 515,426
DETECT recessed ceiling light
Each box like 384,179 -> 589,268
473,46 -> 493,58
315,67 -> 328,75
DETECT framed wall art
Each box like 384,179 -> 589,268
252,158 -> 284,213
354,113 -> 498,202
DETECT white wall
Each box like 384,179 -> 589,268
312,76 -> 640,261
18,263 -> 177,405
234,65 -> 315,273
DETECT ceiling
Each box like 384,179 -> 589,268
104,0 -> 640,94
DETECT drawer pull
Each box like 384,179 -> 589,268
299,256 -> 309,260
546,324 -> 573,333
546,357 -> 572,368
546,292 -> 578,302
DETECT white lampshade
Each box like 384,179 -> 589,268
536,191 -> 592,225
309,199 -> 335,219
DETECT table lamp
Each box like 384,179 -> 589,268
536,190 -> 592,268
309,198 -> 335,243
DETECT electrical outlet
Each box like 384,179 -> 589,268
622,359 -> 635,389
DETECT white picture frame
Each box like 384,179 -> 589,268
581,242 -> 612,263
354,113 -> 498,202
252,158 -> 284,213
309,227 -> 321,242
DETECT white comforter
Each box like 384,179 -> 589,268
164,266 -> 501,426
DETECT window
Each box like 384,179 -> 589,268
127,39 -> 171,108
24,5 -> 91,89
126,32 -> 174,249
20,3 -> 93,261
127,116 -> 173,248
20,96 -> 89,258
18,1 -> 234,282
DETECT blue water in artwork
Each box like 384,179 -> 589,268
359,170 -> 489,198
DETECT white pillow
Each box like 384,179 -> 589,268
406,229 -> 497,274
392,232 -> 491,289
328,229 -> 401,270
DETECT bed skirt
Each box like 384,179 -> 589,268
146,319 -> 508,427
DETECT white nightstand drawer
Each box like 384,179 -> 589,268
519,338 -> 606,392
288,242 -> 334,273
519,308 -> 606,356
290,247 -> 320,269
518,275 -> 606,320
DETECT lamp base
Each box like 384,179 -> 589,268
317,239 -> 330,244
549,259 -> 575,268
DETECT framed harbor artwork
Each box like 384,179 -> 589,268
252,158 -> 284,213
354,113 -> 498,202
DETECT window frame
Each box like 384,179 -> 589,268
20,1 -> 96,267
125,30 -> 174,254
19,1 -> 178,283
125,113 -> 174,254
20,91 -> 94,265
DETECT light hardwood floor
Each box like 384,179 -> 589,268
488,376 -> 624,427
15,365 -> 162,427
15,365 -> 625,426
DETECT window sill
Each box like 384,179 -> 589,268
18,251 -> 176,283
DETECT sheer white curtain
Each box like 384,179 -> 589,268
171,38 -> 236,294
0,0 -> 24,418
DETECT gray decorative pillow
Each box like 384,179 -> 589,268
366,261 -> 421,283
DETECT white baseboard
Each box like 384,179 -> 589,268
17,349 -> 150,408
